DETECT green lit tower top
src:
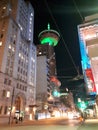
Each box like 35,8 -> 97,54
38,23 -> 60,46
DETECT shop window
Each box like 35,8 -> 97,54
4,106 -> 7,115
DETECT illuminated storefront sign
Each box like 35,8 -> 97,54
85,68 -> 96,94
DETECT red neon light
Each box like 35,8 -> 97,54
50,76 -> 61,87
85,68 -> 96,93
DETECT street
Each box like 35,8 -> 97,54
0,118 -> 98,130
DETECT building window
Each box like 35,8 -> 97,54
17,83 -> 19,88
20,84 -> 22,89
0,106 -> 3,114
13,40 -> 16,44
5,68 -> 9,74
10,69 -> 13,76
4,78 -> 7,84
0,41 -> 2,46
7,59 -> 10,66
6,91 -> 10,98
4,106 -> 7,115
18,67 -> 20,72
0,34 -> 3,38
25,86 -> 27,91
8,80 -> 11,85
2,90 -> 6,97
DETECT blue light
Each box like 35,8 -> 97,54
79,40 -> 91,70
52,90 -> 60,97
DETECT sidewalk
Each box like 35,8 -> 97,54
85,118 -> 98,123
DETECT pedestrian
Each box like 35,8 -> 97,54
19,115 -> 23,122
15,117 -> 18,124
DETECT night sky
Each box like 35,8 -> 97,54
30,0 -> 98,89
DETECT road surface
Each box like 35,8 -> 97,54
0,118 -> 98,130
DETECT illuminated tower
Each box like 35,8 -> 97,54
38,23 -> 60,76
36,24 -> 60,109
38,23 -> 60,46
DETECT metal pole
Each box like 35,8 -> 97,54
8,87 -> 15,124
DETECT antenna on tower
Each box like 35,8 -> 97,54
47,23 -> 50,30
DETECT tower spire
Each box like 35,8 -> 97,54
47,23 -> 50,30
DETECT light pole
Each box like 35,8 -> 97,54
8,87 -> 15,124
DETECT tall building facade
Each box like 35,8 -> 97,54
0,0 -> 36,121
77,14 -> 98,95
36,44 -> 57,110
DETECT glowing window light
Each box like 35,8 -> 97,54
30,114 -> 32,120
92,57 -> 98,60
9,45 -> 11,49
0,41 -> 2,46
25,107 -> 29,112
84,34 -> 96,40
3,7 -> 6,9
29,29 -> 31,32
18,24 -> 23,31
19,53 -> 21,57
30,17 -> 32,21
31,13 -> 33,16
39,52 -> 42,55
12,47 -> 15,52
30,21 -> 32,24
21,55 -> 23,59
31,57 -> 35,62
6,91 -> 10,98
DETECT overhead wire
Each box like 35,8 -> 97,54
44,0 -> 80,76
72,0 -> 84,22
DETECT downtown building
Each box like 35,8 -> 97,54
36,23 -> 61,114
36,44 -> 58,111
78,14 -> 98,95
78,14 -> 98,116
0,0 -> 37,122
